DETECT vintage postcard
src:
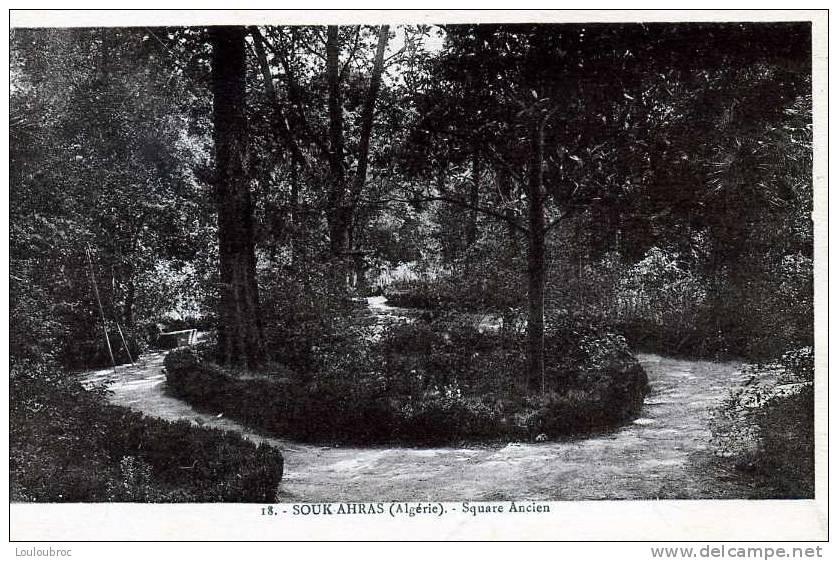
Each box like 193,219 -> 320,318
6,9 -> 828,544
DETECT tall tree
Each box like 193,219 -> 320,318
211,26 -> 265,367
399,24 -> 659,388
325,25 -> 390,258
325,26 -> 349,256
524,105 -> 551,390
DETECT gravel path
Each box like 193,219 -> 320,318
81,346 -> 763,501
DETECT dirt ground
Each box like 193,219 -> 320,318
82,350 -> 767,501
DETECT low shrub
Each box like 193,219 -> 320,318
710,347 -> 814,498
384,278 -> 460,311
383,247 -> 524,313
156,315 -> 215,333
165,318 -> 649,445
10,358 -> 283,502
60,332 -> 146,369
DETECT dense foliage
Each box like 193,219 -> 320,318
11,28 -> 214,368
710,347 -> 814,497
10,360 -> 283,502
165,322 -> 648,444
11,23 -> 812,366
10,22 -> 814,498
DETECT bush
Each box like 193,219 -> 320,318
396,390 -> 503,444
165,318 -> 650,445
710,347 -> 814,498
60,332 -> 146,369
156,314 -> 215,333
382,240 -> 525,313
10,358 -> 283,502
258,260 -> 358,372
545,245 -> 814,362
385,278 -> 457,310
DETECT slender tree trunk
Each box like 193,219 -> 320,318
290,156 -> 301,267
325,25 -> 389,259
347,25 -> 389,214
325,25 -> 349,257
123,276 -> 135,327
211,26 -> 265,368
496,165 -> 518,247
526,113 -> 547,393
250,27 -> 307,167
467,150 -> 481,247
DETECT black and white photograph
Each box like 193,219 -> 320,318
7,8 -> 828,543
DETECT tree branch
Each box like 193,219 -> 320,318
339,26 -> 362,81
248,27 -> 309,169
362,194 -> 529,235
543,213 -> 570,233
348,25 -> 389,208
261,28 -> 331,160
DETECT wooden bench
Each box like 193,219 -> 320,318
155,329 -> 197,349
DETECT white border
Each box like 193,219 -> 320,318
8,9 -> 827,27
4,8 -> 829,544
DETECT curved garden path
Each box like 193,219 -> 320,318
81,302 -> 764,501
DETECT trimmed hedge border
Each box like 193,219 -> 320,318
10,363 -> 283,503
164,347 -> 649,445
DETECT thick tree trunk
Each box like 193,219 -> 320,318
211,26 -> 265,368
526,114 -> 547,393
